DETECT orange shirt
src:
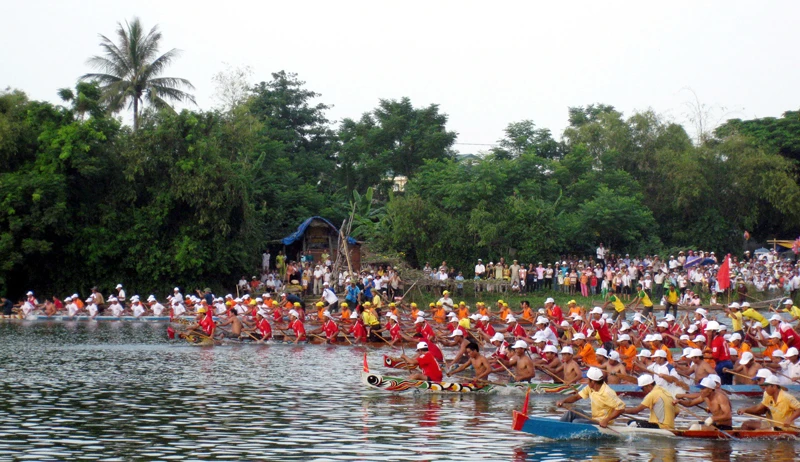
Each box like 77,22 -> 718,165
317,308 -> 326,322
410,307 -> 419,319
499,307 -> 510,321
763,343 -> 788,358
618,344 -> 637,370
340,307 -> 352,323
739,342 -> 751,354
434,307 -> 446,324
521,307 -> 534,322
577,343 -> 600,367
457,306 -> 469,319
479,306 -> 490,317
650,345 -> 674,364
568,306 -> 582,318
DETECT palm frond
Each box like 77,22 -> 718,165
142,48 -> 181,80
148,76 -> 195,91
147,84 -> 197,106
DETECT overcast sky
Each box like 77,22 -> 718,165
3,1 -> 798,152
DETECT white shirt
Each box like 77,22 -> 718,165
438,271 -> 448,281
67,302 -> 78,316
323,287 -> 338,305
173,292 -> 184,304
438,296 -> 454,309
596,246 -> 606,259
152,303 -> 165,317
649,362 -> 684,397
173,304 -> 186,317
87,303 -> 98,316
475,264 -> 485,276
215,302 -> 227,315
132,304 -> 145,317
22,301 -> 35,316
117,289 -> 126,301
109,303 -> 124,316
314,269 -> 324,280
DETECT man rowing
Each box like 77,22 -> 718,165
675,376 -> 733,431
556,346 -> 582,385
217,310 -> 244,338
448,342 -> 492,382
676,348 -> 715,385
501,340 -> 535,382
401,342 -> 443,382
623,374 -> 677,429
556,367 -> 626,427
287,309 -> 307,344
737,374 -> 800,430
445,329 -> 470,370
130,297 -> 146,318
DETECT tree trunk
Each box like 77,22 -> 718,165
133,97 -> 139,131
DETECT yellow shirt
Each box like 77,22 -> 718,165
666,289 -> 679,304
372,294 -> 382,308
784,305 -> 800,320
458,318 -> 471,331
609,296 -> 625,313
742,308 -> 769,328
641,385 -> 677,429
729,311 -> 743,332
362,310 -> 379,327
761,390 -> 800,425
578,382 -> 625,421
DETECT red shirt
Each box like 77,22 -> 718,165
351,320 -> 367,342
322,319 -> 339,341
483,323 -> 496,337
591,319 -> 612,343
272,309 -> 283,322
201,312 -> 216,336
290,319 -> 306,340
711,334 -> 730,362
256,318 -> 272,338
420,323 -> 436,340
417,352 -> 443,381
780,323 -> 800,349
422,339 -> 444,362
511,323 -> 527,338
548,305 -> 564,324
389,323 -> 401,342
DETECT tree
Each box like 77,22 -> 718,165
82,17 -> 196,130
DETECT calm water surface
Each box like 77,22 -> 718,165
0,321 -> 799,461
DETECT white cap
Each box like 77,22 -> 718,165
786,347 -> 799,357
664,314 -> 676,322
739,351 -> 754,365
389,314 -> 398,321
288,310 -> 299,317
770,314 -> 784,322
450,329 -> 464,338
265,293 -> 272,297
695,308 -> 707,316
242,294 -> 250,299
571,313 -> 582,320
350,311 -> 358,319
637,350 -> 652,358
609,351 -> 621,361
653,349 -> 667,358
764,375 -> 782,386
693,335 -> 707,343
704,321 -> 720,331
679,334 -> 690,341
687,325 -> 698,333
543,345 -> 558,354
770,332 -> 782,339
596,348 -> 608,358
491,333 -> 505,343
620,322 -> 630,332
573,333 -> 586,340
637,374 -> 655,387
586,367 -> 604,381
657,322 -> 669,328
633,313 -> 644,322
26,291 -> 34,296
108,297 -> 118,302
532,332 -> 546,342
256,297 -> 263,302
545,297 -> 555,304
72,293 -> 79,298
324,310 -> 333,318
85,298 -> 93,303
323,282 -> 329,286
784,299 -> 795,305
643,334 -> 654,343
416,342 -> 429,350
719,324 -> 727,331
698,376 -> 716,389
617,334 -> 631,342
652,334 -> 663,341
560,320 -> 570,327
64,296 -> 72,301
590,307 -> 603,315
741,301 -> 750,307
506,315 -> 517,323
481,315 -> 490,321
773,350 -> 785,358
173,287 -> 180,291
116,284 -> 123,289
536,316 -> 549,325
755,368 -> 773,379
728,302 -> 740,309
470,314 -> 481,320
560,346 -> 574,355
729,333 -> 742,342
708,374 -> 721,386
415,316 -> 425,324
512,340 -> 528,349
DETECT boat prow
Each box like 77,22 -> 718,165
361,370 -> 497,393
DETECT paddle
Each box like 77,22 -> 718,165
450,374 -> 507,386
495,359 -> 518,381
741,413 -> 800,432
677,404 -> 736,439
563,406 -> 621,434
722,368 -> 756,383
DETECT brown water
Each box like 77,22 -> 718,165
0,321 -> 798,461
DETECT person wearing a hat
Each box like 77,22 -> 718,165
706,321 -> 734,385
498,340 -> 535,382
130,297 -> 146,318
742,302 -> 769,333
447,340 -> 493,381
737,374 -> 800,430
556,366 -> 625,427
675,376 -> 733,431
723,302 -> 745,337
400,341 -> 443,382
730,352 -> 760,384
413,315 -> 438,344
615,334 -> 637,370
587,307 -> 613,350
437,290 -> 454,312
770,314 -> 800,350
543,298 -> 563,324
503,314 -> 529,342
444,329 -> 472,369
107,297 -> 123,317
318,281 -> 339,313
782,298 -> 800,323
650,349 -> 688,396
557,346 -> 583,385
628,283 -> 654,317
603,351 -> 629,384
622,374 -> 678,429
286,309 -> 307,344
489,333 -> 510,362
571,333 -> 599,367
777,347 -> 800,385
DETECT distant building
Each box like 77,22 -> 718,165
392,175 -> 408,192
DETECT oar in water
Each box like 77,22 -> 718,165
741,413 -> 800,432
677,404 -> 736,439
563,405 -> 621,434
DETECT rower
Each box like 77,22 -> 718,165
650,350 -> 688,396
675,376 -> 733,431
588,307 -> 613,349
349,310 -> 368,343
676,348 -> 715,385
504,315 -> 529,341
770,314 -> 800,349
616,334 -> 636,370
489,332 -> 510,363
315,301 -> 326,322
778,347 -> 800,385
559,346 -> 582,385
556,367 -> 626,427
738,374 -> 800,430
539,344 -> 562,377
362,302 -> 382,340
632,349 -> 653,375
456,302 -> 469,320
64,296 -> 79,317
21,291 -> 38,317
339,302 -> 352,323
502,340 -> 535,382
401,342 -> 443,382
316,310 -> 338,342
218,310 -> 244,338
649,334 -> 674,364
131,297 -> 146,318
705,321 -> 733,385
572,333 -> 599,367
445,329 -> 470,370
148,296 -> 164,317
445,312 -> 460,334
85,297 -> 98,319
414,316 -> 437,341
544,297 -> 563,324
287,309 -> 307,343
254,311 -> 272,340
534,316 -> 558,346
623,374 -> 677,429
449,342 -> 492,381
731,352 -> 759,384
477,315 -> 496,342
604,351 -> 629,384
386,314 -> 403,346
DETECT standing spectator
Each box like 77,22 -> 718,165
596,243 -> 606,269
262,251 -> 270,272
475,259 -> 486,279
545,263 -> 554,291
536,263 -> 545,291
527,263 -> 536,293
510,260 -> 521,287
519,264 -> 528,294
455,272 -> 465,296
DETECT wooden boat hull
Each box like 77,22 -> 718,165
361,371 -> 580,394
607,384 -> 800,399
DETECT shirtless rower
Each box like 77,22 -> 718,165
537,345 -> 562,377
675,376 -> 733,431
449,342 -> 492,382
676,348 -> 715,385
218,310 -> 244,338
402,342 -> 443,382
730,352 -> 760,385
502,340 -> 536,382
445,329 -> 471,370
603,351 -> 630,384
556,346 -> 582,385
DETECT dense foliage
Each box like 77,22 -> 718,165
2,75 -> 799,297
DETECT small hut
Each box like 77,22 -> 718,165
279,216 -> 360,268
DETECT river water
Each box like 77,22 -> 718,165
0,321 -> 798,461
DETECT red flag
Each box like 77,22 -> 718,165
363,352 -> 369,373
717,254 -> 731,291
167,326 -> 175,339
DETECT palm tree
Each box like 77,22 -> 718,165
82,17 -> 196,130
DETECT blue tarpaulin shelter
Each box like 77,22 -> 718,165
281,216 -> 357,246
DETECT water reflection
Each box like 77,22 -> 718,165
1,322 -> 800,460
